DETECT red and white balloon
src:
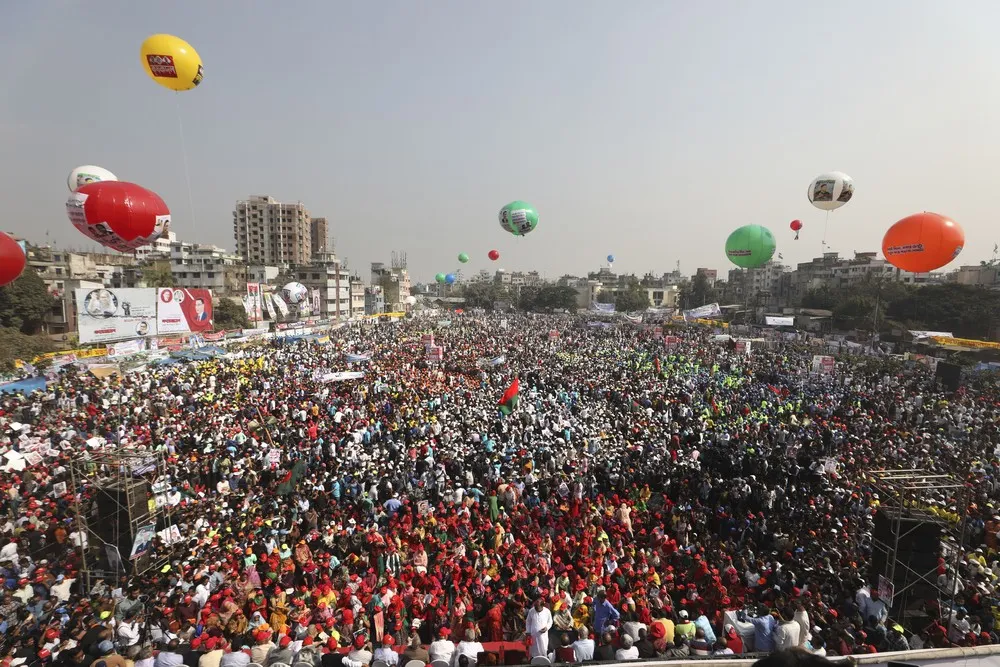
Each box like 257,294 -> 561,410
66,181 -> 170,252
0,232 -> 26,287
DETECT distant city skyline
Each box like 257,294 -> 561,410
3,1 -> 1000,281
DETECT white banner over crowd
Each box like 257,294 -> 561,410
682,302 -> 722,321
75,288 -> 159,344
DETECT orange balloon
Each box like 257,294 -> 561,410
882,212 -> 964,273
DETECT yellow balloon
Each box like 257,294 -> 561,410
139,34 -> 203,92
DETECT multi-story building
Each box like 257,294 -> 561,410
247,265 -> 281,286
365,286 -> 385,315
349,276 -> 366,320
695,268 -> 718,287
20,244 -> 144,333
726,261 -> 789,308
788,251 -> 941,304
135,230 -> 176,262
371,262 -> 410,312
310,218 -> 328,257
233,195 -> 312,267
291,252 -> 351,322
170,242 -> 246,294
950,264 -> 1000,288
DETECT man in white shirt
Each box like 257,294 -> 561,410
615,635 -> 639,661
0,539 -> 18,563
117,616 -> 142,648
570,627 -> 594,663
774,614 -> 800,651
373,636 -> 400,667
429,627 -> 455,665
452,629 -> 484,667
526,598 -> 553,658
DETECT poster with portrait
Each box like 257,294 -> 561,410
157,288 -> 213,334
75,288 -> 158,344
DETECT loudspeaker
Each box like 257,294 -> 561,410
874,510 -> 942,553
871,510 -> 941,610
936,362 -> 962,392
93,480 -> 151,567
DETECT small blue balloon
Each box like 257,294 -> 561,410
607,254 -> 615,263
445,273 -> 456,284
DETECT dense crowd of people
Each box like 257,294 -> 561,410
1,314 -> 999,667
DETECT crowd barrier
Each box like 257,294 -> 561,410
593,643 -> 1000,667
326,642 -> 1000,667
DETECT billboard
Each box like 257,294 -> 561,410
75,288 -> 158,344
157,288 -> 213,334
765,316 -> 795,327
246,283 -> 264,322
683,303 -> 722,321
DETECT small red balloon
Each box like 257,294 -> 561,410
790,220 -> 802,231
66,181 -> 170,253
488,250 -> 500,261
0,232 -> 26,287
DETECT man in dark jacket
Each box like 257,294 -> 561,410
635,628 -> 657,659
400,635 -> 430,664
594,632 -> 616,662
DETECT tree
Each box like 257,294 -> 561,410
142,263 -> 175,288
801,286 -> 837,310
0,327 -> 56,371
519,285 -> 578,312
596,290 -> 615,304
0,269 -> 57,334
461,282 -> 512,310
690,272 -> 716,307
214,298 -> 249,331
615,286 -> 650,313
887,284 -> 1000,339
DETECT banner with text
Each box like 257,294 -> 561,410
157,288 -> 214,334
683,303 -> 722,321
75,288 -> 158,344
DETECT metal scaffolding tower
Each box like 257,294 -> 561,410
870,468 -> 970,625
68,448 -> 177,592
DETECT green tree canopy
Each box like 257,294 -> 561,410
887,284 -> 1000,339
0,269 -> 57,334
214,298 -> 249,331
142,264 -> 175,288
519,285 -> 578,312
461,282 -> 512,310
0,327 -> 56,371
615,286 -> 650,313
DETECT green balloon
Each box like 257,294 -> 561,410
458,253 -> 469,263
725,224 -> 776,268
499,201 -> 539,236
435,273 -> 446,283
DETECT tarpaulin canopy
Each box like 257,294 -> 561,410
0,377 -> 47,395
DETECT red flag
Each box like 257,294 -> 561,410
498,378 -> 520,415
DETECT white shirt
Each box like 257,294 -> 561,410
571,639 -> 594,662
452,641 -> 483,667
526,607 -> 553,636
118,621 -> 142,646
615,647 -> 639,661
0,541 -> 18,563
372,647 -> 399,666
429,640 -> 455,665
774,621 -> 800,650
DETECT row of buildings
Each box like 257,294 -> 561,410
20,195 -> 413,336
448,251 -> 997,313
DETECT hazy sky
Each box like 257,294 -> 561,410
2,1 -> 999,283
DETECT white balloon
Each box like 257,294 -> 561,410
282,282 -> 308,304
405,295 -> 417,305
807,171 -> 854,211
67,165 -> 117,192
